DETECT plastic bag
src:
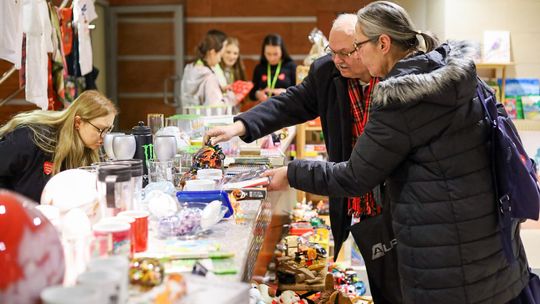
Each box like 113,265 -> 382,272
303,28 -> 329,66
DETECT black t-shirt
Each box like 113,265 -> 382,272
0,127 -> 54,202
249,60 -> 297,100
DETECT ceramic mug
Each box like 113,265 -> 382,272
41,286 -> 102,304
76,270 -> 122,304
87,256 -> 129,304
92,222 -> 131,257
116,210 -> 149,253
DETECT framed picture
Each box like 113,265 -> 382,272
483,31 -> 511,63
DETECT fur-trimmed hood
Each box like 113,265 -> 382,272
372,40 -> 478,106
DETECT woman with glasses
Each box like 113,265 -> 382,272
0,90 -> 117,202
249,34 -> 296,102
262,1 -> 530,303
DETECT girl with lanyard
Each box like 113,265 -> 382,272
249,34 -> 297,102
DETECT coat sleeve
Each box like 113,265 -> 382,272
234,62 -> 322,143
0,128 -> 33,188
287,103 -> 412,197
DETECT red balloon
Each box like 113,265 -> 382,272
0,190 -> 65,304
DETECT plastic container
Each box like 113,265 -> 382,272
176,190 -> 234,218
165,114 -> 204,136
157,202 -> 227,239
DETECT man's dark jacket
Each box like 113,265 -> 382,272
236,54 -> 355,257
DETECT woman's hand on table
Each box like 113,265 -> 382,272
204,121 -> 246,145
268,88 -> 286,96
255,90 -> 268,102
261,167 -> 289,191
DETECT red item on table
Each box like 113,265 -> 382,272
231,80 -> 254,102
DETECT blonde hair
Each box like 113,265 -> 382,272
0,90 -> 117,174
219,36 -> 247,81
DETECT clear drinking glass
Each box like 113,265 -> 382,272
147,113 -> 164,135
147,159 -> 174,183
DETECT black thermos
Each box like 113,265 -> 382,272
132,121 -> 153,186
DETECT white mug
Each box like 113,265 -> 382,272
77,270 -> 122,304
183,179 -> 216,191
87,256 -> 129,304
154,135 -> 177,161
41,285 -> 102,304
112,135 -> 136,160
103,132 -> 125,160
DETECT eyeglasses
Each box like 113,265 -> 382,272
325,43 -> 359,58
85,120 -> 113,138
354,37 -> 375,50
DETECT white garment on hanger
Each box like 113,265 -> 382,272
73,0 -> 97,76
0,0 -> 23,69
22,0 -> 53,110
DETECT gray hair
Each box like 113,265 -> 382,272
331,13 -> 357,36
356,1 -> 439,53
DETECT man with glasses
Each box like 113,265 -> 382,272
206,13 -> 396,301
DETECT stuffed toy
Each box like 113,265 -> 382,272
272,290 -> 308,304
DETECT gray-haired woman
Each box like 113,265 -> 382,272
262,1 -> 530,303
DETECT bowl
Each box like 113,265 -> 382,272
156,201 -> 227,239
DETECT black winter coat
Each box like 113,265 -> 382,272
287,42 -> 529,303
0,127 -> 54,202
236,55 -> 356,257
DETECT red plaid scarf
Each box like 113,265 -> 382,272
347,77 -> 381,219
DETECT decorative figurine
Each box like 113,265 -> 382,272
129,258 -> 165,289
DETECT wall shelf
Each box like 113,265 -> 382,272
513,119 -> 540,132
476,62 -> 514,100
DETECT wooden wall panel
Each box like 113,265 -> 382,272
117,98 -> 177,131
185,22 -> 316,56
119,12 -> 174,18
110,0 -> 183,5
117,61 -> 175,93
118,22 -> 175,56
0,104 -> 39,125
0,60 -> 21,96
185,0 -> 369,17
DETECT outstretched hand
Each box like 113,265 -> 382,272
204,121 -> 246,145
261,166 -> 290,191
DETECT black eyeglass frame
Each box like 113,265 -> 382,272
325,37 -> 375,58
354,37 -> 377,50
84,120 -> 114,138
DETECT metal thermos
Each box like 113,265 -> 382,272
132,121 -> 153,186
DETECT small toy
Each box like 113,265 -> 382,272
191,141 -> 225,170
249,282 -> 274,304
129,258 -> 165,289
272,290 -> 307,304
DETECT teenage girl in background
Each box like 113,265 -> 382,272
181,33 -> 235,107
249,34 -> 296,102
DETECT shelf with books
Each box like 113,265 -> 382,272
475,62 -> 514,101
